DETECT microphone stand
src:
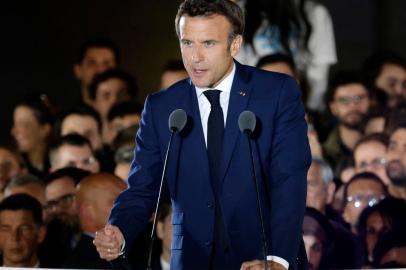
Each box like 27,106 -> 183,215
146,130 -> 175,270
244,130 -> 269,270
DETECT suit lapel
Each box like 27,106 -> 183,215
220,63 -> 251,183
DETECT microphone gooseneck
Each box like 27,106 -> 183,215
238,111 -> 269,270
147,109 -> 187,270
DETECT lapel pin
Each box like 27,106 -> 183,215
239,91 -> 246,97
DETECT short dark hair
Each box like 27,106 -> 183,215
0,194 -> 43,226
326,71 -> 368,103
16,93 -> 54,126
157,201 -> 172,223
386,102 -> 406,135
4,174 -> 45,193
353,133 -> 390,154
343,172 -> 387,207
162,59 -> 186,73
88,69 -> 139,101
55,105 -> 102,136
45,167 -> 90,186
175,0 -> 244,44
256,53 -> 296,72
49,134 -> 93,167
107,101 -> 143,122
362,51 -> 406,91
76,37 -> 120,65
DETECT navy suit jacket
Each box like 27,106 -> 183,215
109,61 -> 311,270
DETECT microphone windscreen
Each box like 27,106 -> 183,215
238,110 -> 256,133
169,109 -> 187,132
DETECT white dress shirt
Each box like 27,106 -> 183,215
194,63 -> 289,270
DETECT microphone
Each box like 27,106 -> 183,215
147,109 -> 187,270
238,111 -> 269,270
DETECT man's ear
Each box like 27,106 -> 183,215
230,35 -> 243,57
73,64 -> 83,80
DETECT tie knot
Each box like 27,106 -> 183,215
204,90 -> 221,107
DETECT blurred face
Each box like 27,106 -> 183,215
11,106 -> 50,153
92,78 -> 131,119
0,210 -> 45,267
160,70 -> 189,89
386,128 -> 406,187
330,84 -> 370,130
45,177 -> 78,225
306,163 -> 327,212
343,179 -> 386,228
4,184 -> 46,207
179,14 -> 242,88
375,64 -> 406,107
259,62 -> 296,77
61,114 -> 103,151
74,47 -> 117,89
105,114 -> 140,145
52,145 -> 100,173
354,141 -> 390,185
304,235 -> 322,270
366,211 -> 386,259
156,210 -> 173,259
0,148 -> 22,189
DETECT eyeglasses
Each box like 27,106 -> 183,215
358,158 -> 386,170
336,94 -> 368,106
44,193 -> 76,213
346,194 -> 386,208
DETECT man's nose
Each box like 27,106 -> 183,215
191,47 -> 204,63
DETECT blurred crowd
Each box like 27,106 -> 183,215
0,0 -> 406,269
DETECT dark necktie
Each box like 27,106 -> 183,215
203,90 -> 228,251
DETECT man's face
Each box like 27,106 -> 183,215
303,235 -> 322,270
45,177 -> 78,225
343,178 -> 386,228
354,141 -> 390,185
11,106 -> 50,153
53,145 -> 100,173
92,78 -> 131,119
329,84 -> 370,130
366,211 -> 385,259
386,128 -> 406,186
160,70 -> 189,89
61,114 -> 103,151
179,14 -> 241,88
105,114 -> 140,145
156,210 -> 173,256
306,163 -> 328,212
0,210 -> 45,267
375,63 -> 406,107
259,62 -> 296,78
74,47 -> 117,89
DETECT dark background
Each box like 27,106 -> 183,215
1,0 -> 406,144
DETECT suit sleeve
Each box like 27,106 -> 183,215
108,95 -> 163,253
269,76 -> 311,264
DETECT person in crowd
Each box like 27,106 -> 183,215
353,133 -> 391,186
331,158 -> 356,214
236,0 -> 337,111
0,146 -> 25,192
11,94 -> 54,178
386,122 -> 406,200
357,198 -> 406,267
342,172 -> 387,234
56,105 -> 104,152
63,172 -> 126,269
160,59 -> 189,89
306,158 -> 336,219
0,194 -> 47,267
372,227 -> 406,268
364,110 -> 387,135
111,125 -> 138,181
302,208 -> 335,270
323,71 -> 371,170
73,37 -> 120,104
105,101 -> 143,145
362,51 -> 406,108
3,174 -> 46,207
88,68 -> 139,143
49,134 -> 100,173
95,0 -> 311,269
256,53 -> 297,78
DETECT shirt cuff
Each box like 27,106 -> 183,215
118,239 -> 125,256
267,255 -> 289,270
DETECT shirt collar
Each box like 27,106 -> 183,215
195,63 -> 236,97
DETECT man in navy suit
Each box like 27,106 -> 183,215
94,0 -> 311,269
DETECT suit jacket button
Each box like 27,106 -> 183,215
207,203 -> 213,208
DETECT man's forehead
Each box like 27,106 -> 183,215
0,209 -> 35,223
391,128 -> 406,142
